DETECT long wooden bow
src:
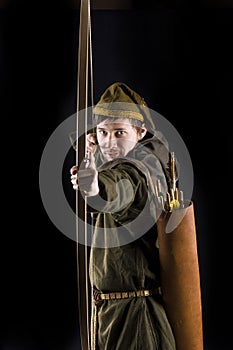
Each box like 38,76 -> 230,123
76,0 -> 92,349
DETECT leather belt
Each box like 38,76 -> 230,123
93,287 -> 161,303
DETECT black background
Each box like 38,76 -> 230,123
1,2 -> 233,350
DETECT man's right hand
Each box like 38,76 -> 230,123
70,143 -> 99,196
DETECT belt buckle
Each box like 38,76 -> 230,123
93,291 -> 102,303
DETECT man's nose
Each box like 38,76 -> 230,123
105,133 -> 117,147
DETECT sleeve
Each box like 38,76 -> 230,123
87,162 -> 148,222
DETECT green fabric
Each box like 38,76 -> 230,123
88,138 -> 176,349
93,82 -> 156,132
95,297 -> 175,350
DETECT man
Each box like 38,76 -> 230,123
70,82 -> 176,349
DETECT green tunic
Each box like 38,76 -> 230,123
88,136 -> 176,350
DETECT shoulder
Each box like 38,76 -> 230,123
99,159 -> 148,184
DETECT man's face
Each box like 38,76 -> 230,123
96,118 -> 144,162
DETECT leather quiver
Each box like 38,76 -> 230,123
157,201 -> 203,350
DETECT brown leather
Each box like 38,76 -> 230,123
157,201 -> 203,350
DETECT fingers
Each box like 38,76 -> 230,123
83,149 -> 96,169
86,133 -> 98,154
70,143 -> 97,190
70,165 -> 78,189
70,168 -> 97,191
70,165 -> 78,175
87,133 -> 97,145
70,176 -> 78,190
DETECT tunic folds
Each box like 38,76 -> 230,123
88,136 -> 176,349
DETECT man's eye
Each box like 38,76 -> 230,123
116,131 -> 126,136
99,130 -> 107,135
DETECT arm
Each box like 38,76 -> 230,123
70,156 -> 148,219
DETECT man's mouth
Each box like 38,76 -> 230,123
104,150 -> 120,158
